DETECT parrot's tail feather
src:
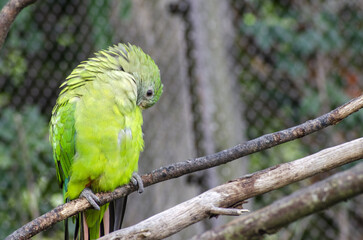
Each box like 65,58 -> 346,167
74,215 -> 79,240
72,212 -> 87,240
109,196 -> 128,232
82,213 -> 89,240
101,206 -> 110,235
66,198 -> 127,240
64,217 -> 69,240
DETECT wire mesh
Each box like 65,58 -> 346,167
230,1 -> 363,239
0,0 -> 362,239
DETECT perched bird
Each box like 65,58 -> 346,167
49,43 -> 163,239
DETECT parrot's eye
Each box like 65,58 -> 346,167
146,89 -> 153,97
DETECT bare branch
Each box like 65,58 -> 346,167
6,95 -> 363,240
142,94 -> 363,185
99,138 -> 363,240
192,161 -> 363,240
0,0 -> 37,50
208,206 -> 249,216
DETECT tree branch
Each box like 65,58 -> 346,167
0,0 -> 37,50
192,161 -> 363,240
99,138 -> 363,239
6,94 -> 363,240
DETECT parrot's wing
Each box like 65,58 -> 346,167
50,101 -> 76,192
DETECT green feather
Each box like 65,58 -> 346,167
50,43 -> 162,239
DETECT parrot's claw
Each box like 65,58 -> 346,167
131,172 -> 144,194
80,187 -> 100,210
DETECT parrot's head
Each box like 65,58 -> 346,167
136,76 -> 163,110
117,43 -> 163,109
61,43 -> 162,111
84,43 -> 163,109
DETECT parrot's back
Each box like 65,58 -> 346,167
50,43 -> 163,239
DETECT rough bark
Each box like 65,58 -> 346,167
5,94 -> 363,240
0,0 -> 37,49
192,161 -> 363,240
99,138 -> 363,239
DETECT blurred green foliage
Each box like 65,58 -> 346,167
239,0 -> 363,142
0,106 -> 62,239
0,2 -> 40,87
0,0 -> 361,239
0,0 -> 133,238
0,49 -> 27,87
88,0 -> 113,50
237,1 -> 363,239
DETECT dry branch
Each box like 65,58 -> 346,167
99,138 -> 363,240
0,0 -> 37,49
6,95 -> 363,240
192,161 -> 363,240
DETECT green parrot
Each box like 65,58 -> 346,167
49,43 -> 163,239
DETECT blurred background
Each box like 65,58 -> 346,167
1,0 -> 363,239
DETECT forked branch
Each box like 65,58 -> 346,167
6,95 -> 363,240
192,162 -> 363,240
99,138 -> 363,239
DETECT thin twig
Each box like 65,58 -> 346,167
142,94 -> 363,184
6,94 -> 363,240
0,0 -> 37,50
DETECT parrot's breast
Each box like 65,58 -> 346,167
66,80 -> 144,199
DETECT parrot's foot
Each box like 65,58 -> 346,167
131,172 -> 144,194
80,187 -> 100,210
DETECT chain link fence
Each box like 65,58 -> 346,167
230,1 -> 363,240
0,0 -> 362,239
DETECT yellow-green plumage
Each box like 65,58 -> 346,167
49,43 -> 162,239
